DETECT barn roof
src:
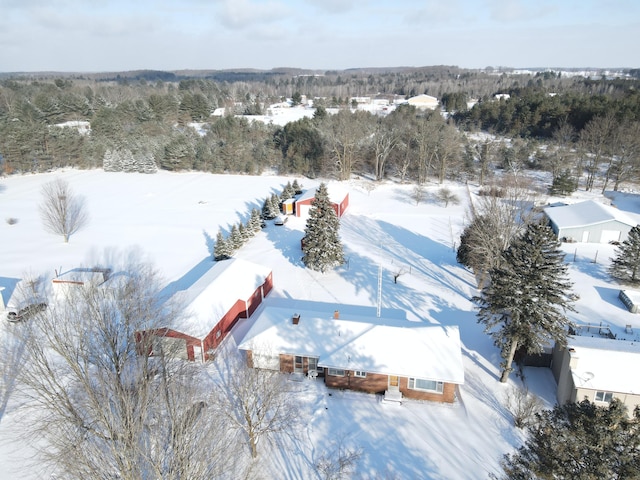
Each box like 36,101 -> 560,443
543,200 -> 636,229
296,183 -> 349,204
169,258 -> 271,339
238,300 -> 464,384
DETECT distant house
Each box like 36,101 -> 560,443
294,185 -> 349,218
543,200 -> 636,243
552,324 -> 640,417
238,300 -> 464,404
140,258 -> 272,362
406,94 -> 439,110
51,267 -> 112,299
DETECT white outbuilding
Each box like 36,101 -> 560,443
543,200 -> 637,244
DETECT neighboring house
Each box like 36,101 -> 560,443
238,300 -> 464,404
51,267 -> 112,299
543,200 -> 636,243
552,323 -> 640,417
406,94 -> 439,110
140,258 -> 273,362
294,185 -> 349,218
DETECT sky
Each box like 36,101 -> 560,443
0,0 -> 639,74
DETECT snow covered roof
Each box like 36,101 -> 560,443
169,258 -> 271,339
543,200 -> 636,229
238,300 -> 464,384
407,94 -> 439,106
296,183 -> 349,204
567,335 -> 640,394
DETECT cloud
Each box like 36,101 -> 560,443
304,0 -> 361,14
403,0 -> 464,25
487,0 -> 557,23
215,0 -> 290,29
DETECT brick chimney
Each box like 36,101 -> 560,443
292,313 -> 300,325
333,310 -> 340,319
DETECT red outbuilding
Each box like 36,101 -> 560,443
139,258 -> 272,362
294,185 -> 349,218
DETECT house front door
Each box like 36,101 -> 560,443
388,375 -> 399,391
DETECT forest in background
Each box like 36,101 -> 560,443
1,66 -> 639,193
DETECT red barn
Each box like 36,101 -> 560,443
141,258 -> 272,362
294,185 -> 349,218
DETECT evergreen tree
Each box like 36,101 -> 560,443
474,222 -> 577,382
549,169 -> 577,196
213,228 -> 231,261
281,181 -> 295,201
270,193 -> 282,217
103,149 -> 122,172
229,224 -> 242,251
292,179 -> 303,195
500,399 -> 640,479
249,208 -> 262,232
302,183 -> 345,272
238,222 -> 251,244
609,225 -> 640,285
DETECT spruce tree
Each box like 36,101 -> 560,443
281,181 -> 295,201
474,222 -> 577,382
500,399 -> 640,479
292,179 -> 302,195
302,183 -> 345,272
229,224 -> 242,251
213,229 -> 232,261
609,224 -> 640,285
249,208 -> 263,232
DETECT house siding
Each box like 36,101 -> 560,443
324,371 -> 456,403
400,378 -> 456,403
325,371 -> 388,394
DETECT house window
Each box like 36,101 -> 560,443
328,368 -> 345,377
595,391 -> 614,403
408,378 -> 444,393
354,371 -> 366,378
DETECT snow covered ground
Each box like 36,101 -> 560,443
0,169 -> 637,479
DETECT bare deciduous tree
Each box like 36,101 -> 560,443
39,178 -> 89,242
458,174 -> 540,286
16,258 -> 232,479
213,352 -> 302,459
315,433 -> 363,480
436,187 -> 460,207
505,386 -> 543,429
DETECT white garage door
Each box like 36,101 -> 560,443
252,352 -> 280,371
601,230 -> 621,243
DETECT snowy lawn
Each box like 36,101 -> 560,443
0,169 -> 636,479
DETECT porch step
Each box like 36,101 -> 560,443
382,389 -> 403,405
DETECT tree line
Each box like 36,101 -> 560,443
1,70 -> 639,193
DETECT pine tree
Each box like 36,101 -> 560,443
249,208 -> 262,232
238,222 -> 251,244
269,194 -> 281,218
213,228 -> 232,261
609,225 -> 640,285
229,224 -> 242,251
474,222 -> 577,382
281,181 -> 295,201
500,399 -> 640,479
302,183 -> 345,273
292,179 -> 303,195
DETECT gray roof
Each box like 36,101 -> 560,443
543,200 -> 636,229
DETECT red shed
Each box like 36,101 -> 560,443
294,185 -> 349,218
140,258 -> 272,362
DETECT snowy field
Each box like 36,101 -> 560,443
1,169 -> 639,479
